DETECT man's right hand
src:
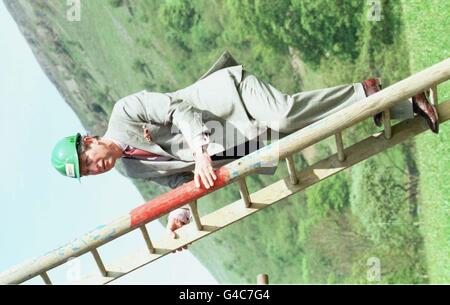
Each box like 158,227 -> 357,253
193,150 -> 217,189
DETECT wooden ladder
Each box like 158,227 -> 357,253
1,58 -> 449,285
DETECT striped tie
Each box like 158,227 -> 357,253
122,146 -> 161,158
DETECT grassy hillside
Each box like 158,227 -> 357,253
401,0 -> 450,283
5,0 -> 446,283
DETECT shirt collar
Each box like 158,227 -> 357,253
108,137 -> 128,152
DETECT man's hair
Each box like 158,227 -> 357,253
78,135 -> 100,155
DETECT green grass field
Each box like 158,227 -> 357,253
401,0 -> 450,283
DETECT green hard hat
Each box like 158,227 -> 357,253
51,133 -> 82,179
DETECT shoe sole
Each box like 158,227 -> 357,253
373,77 -> 383,127
413,94 -> 440,134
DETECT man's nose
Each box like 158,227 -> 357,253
96,160 -> 103,170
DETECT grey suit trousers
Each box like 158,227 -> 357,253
237,70 -> 414,134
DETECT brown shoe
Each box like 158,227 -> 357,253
362,78 -> 383,127
412,91 -> 439,134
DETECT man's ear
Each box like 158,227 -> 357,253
83,136 -> 98,145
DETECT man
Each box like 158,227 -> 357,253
51,52 -> 439,244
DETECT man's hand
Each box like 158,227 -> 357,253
193,150 -> 217,189
167,208 -> 191,252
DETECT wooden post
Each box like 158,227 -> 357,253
257,274 -> 269,284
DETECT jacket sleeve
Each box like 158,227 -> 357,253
167,101 -> 210,152
149,171 -> 194,190
111,92 -> 210,153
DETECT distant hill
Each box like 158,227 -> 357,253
5,0 -> 428,283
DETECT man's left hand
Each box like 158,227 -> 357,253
168,218 -> 188,252
193,150 -> 217,189
167,208 -> 191,252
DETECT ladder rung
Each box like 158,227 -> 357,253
188,200 -> 203,231
237,177 -> 251,208
40,272 -> 52,285
91,249 -> 107,277
383,109 -> 392,139
430,86 -> 438,106
139,225 -> 155,254
334,132 -> 346,162
285,155 -> 299,184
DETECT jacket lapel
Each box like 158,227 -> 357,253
105,124 -> 175,159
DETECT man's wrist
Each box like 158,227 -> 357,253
192,133 -> 210,158
192,145 -> 207,158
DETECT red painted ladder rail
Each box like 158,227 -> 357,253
1,58 -> 449,285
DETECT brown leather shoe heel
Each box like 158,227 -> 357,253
412,91 -> 439,134
362,78 -> 383,127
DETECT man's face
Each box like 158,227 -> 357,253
79,137 -> 118,176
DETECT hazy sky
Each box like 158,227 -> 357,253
0,1 -> 216,285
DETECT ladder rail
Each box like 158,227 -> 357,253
188,200 -> 203,231
1,59 -> 449,285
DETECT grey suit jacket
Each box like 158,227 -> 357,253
104,52 -> 276,188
